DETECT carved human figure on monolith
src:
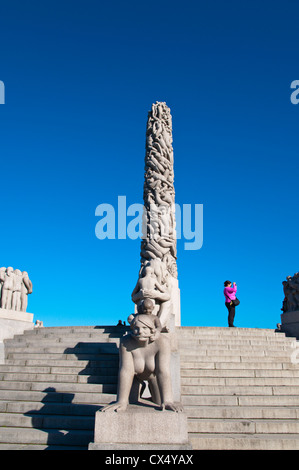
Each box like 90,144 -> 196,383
131,266 -> 170,314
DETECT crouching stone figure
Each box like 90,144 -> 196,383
101,313 -> 183,413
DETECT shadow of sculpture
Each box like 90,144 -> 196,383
24,387 -> 98,449
24,330 -> 127,449
64,339 -> 120,394
24,325 -> 165,448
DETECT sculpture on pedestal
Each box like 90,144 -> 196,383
0,267 -> 33,312
279,272 -> 299,339
281,272 -> 299,313
102,312 -> 183,413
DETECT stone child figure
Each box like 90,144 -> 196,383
127,298 -> 162,341
101,313 -> 183,413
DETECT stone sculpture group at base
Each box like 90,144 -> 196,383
279,271 -> 299,339
0,267 -> 32,313
282,272 -> 299,313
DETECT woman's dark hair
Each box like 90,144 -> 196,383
224,280 -> 231,287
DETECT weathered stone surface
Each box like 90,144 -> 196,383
1,326 -> 299,449
0,310 -> 34,344
89,400 -> 191,450
101,104 -> 182,413
281,310 -> 299,338
131,101 -> 180,329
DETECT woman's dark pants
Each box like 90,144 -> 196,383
225,302 -> 235,327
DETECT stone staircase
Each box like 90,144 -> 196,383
0,325 -> 299,449
178,327 -> 299,450
0,326 -> 124,450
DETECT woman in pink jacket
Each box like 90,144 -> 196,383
224,281 -> 238,327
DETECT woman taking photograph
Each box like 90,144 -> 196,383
224,281 -> 239,327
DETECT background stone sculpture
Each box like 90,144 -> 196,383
21,271 -> 33,312
281,272 -> 299,313
0,267 -> 33,312
0,268 -> 6,304
132,101 -> 180,329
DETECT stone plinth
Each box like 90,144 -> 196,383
280,310 -> 299,339
0,308 -> 34,364
89,400 -> 191,450
0,308 -> 34,340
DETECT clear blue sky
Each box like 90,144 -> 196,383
0,0 -> 298,328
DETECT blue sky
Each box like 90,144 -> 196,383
0,0 -> 298,328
